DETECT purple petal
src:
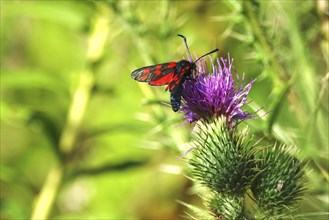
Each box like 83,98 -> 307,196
181,55 -> 255,128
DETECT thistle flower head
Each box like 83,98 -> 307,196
182,55 -> 254,128
251,144 -> 306,216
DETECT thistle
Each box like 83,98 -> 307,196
181,55 -> 254,128
251,144 -> 306,218
181,55 -> 306,219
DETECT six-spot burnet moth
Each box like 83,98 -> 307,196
131,34 -> 218,112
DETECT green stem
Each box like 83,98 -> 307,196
30,165 -> 63,220
30,69 -> 94,220
59,70 -> 94,154
242,1 -> 289,82
30,5 -> 109,219
242,1 -> 310,135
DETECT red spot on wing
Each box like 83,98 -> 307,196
183,66 -> 190,72
177,66 -> 190,77
140,74 -> 147,81
165,75 -> 178,91
169,81 -> 178,91
137,68 -> 150,81
167,65 -> 191,92
149,72 -> 174,86
144,68 -> 150,74
167,62 -> 177,68
154,65 -> 162,75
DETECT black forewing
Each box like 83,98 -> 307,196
131,62 -> 177,86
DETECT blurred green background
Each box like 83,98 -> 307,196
1,0 -> 328,219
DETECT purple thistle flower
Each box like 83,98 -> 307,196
181,55 -> 255,127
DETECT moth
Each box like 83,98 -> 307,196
131,34 -> 218,112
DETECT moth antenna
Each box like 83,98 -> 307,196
177,34 -> 193,61
194,49 -> 219,63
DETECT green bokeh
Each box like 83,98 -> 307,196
1,0 -> 328,219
